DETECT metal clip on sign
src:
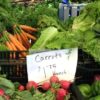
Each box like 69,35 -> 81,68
59,0 -> 86,21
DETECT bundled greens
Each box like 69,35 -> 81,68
72,1 -> 100,31
31,27 -> 59,50
31,0 -> 100,62
71,0 -> 100,61
37,15 -> 65,31
15,3 -> 58,27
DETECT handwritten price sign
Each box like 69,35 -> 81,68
26,48 -> 78,83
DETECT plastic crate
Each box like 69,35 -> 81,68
0,49 -> 99,84
0,51 -> 28,84
70,50 -> 100,100
75,49 -> 100,84
59,3 -> 86,21
72,64 -> 100,100
0,51 -> 28,60
78,49 -> 97,66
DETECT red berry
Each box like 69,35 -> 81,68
0,89 -> 5,96
26,81 -> 38,90
42,82 -> 51,91
57,88 -> 66,97
18,85 -> 25,91
60,80 -> 71,90
50,75 -> 59,83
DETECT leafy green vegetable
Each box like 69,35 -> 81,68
31,27 -> 59,50
0,96 -> 4,100
92,18 -> 100,33
32,90 -> 56,100
91,80 -> 100,96
89,95 -> 100,100
37,15 -> 64,31
15,4 -> 58,27
72,1 -> 100,31
0,0 -> 11,10
31,0 -> 100,62
46,30 -> 81,49
0,44 -> 9,51
9,90 -> 33,100
0,77 -> 15,90
78,84 -> 92,98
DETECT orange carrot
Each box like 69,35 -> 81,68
9,34 -> 27,57
21,30 -> 29,41
14,25 -> 31,48
20,33 -> 29,49
9,41 -> 17,51
5,41 -> 15,58
20,31 -> 30,49
5,41 -> 13,51
24,31 -> 37,41
16,33 -> 23,44
8,34 -> 26,51
14,34 -> 18,39
20,25 -> 37,32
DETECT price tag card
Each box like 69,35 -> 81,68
26,48 -> 78,83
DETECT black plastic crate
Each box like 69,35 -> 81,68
75,66 -> 100,84
72,64 -> 100,100
0,51 -> 28,60
78,49 -> 96,65
0,49 -> 99,84
76,49 -> 100,83
0,59 -> 28,84
71,50 -> 100,100
0,51 -> 28,84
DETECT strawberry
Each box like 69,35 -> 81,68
18,85 -> 25,91
26,81 -> 38,90
0,89 -> 5,96
42,82 -> 51,91
50,75 -> 59,83
60,80 -> 71,90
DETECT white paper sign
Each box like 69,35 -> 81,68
27,48 -> 78,83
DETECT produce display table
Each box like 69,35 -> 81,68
0,0 -> 100,99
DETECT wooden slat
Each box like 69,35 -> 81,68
12,0 -> 44,6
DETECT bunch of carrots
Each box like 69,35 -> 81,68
0,24 -> 37,57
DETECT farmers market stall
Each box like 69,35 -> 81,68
0,0 -> 100,100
